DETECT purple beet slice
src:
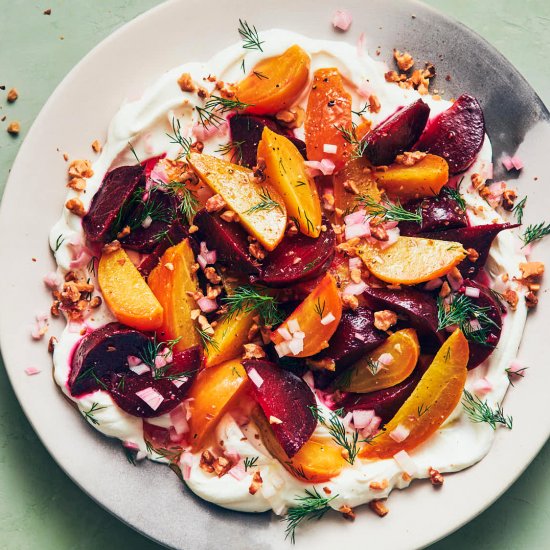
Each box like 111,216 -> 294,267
415,94 -> 485,174
363,286 -> 445,348
194,208 -> 261,275
311,307 -> 388,389
83,165 -> 146,242
69,322 -> 150,396
243,359 -> 316,457
399,194 -> 467,236
340,363 -> 427,424
421,223 -> 519,278
259,223 -> 335,287
363,99 -> 430,166
107,346 -> 201,418
229,114 -> 306,168
138,218 -> 188,277
460,280 -> 502,370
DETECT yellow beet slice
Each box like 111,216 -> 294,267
147,239 -> 201,351
258,127 -> 322,237
188,152 -> 287,251
357,236 -> 466,285
98,247 -> 163,331
376,154 -> 449,201
360,329 -> 469,459
336,329 -> 420,393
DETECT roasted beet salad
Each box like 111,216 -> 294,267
44,19 -> 545,541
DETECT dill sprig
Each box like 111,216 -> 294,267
417,403 -> 431,417
512,196 -> 527,224
196,95 -> 252,128
521,221 -> 550,247
253,70 -> 269,80
244,187 -> 283,215
243,456 -> 259,471
505,366 -> 528,387
357,194 -> 422,224
122,444 -> 137,466
196,327 -> 220,352
138,336 -> 182,380
313,298 -> 325,319
128,141 -> 140,164
442,185 -> 466,211
238,19 -> 264,51
352,101 -> 370,117
145,440 -> 184,463
336,124 -> 368,159
462,389 -> 513,429
309,406 -> 360,465
221,285 -> 283,326
215,140 -> 245,164
166,117 -> 192,159
154,180 -> 199,223
54,234 -> 65,252
437,294 -> 499,345
82,402 -> 106,426
365,358 -> 380,376
283,487 -> 337,544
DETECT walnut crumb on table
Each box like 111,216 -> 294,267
7,88 -> 18,103
7,121 -> 20,135
369,499 -> 389,517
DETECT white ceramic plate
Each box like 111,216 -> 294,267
1,1 -> 549,548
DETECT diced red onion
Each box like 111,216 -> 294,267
181,451 -> 193,480
141,215 -> 153,229
172,376 -> 189,388
501,155 -> 514,171
135,387 -> 164,411
349,257 -> 362,270
314,389 -> 338,409
170,405 -> 190,435
472,377 -> 493,395
323,143 -> 338,154
197,296 -> 218,313
511,155 -> 524,170
393,449 -> 418,476
342,411 -> 353,430
150,163 -> 169,184
287,318 -> 301,334
288,337 -> 304,355
247,367 -> 264,388
352,409 -> 375,429
292,331 -> 305,340
389,424 -> 410,443
384,220 -> 399,230
345,222 -> 370,241
43,271 -> 61,290
127,355 -> 142,367
354,332 -> 366,342
464,286 -> 481,298
129,363 -> 150,376
192,120 -> 229,141
344,209 -> 366,226
154,355 -> 167,369
25,367 -> 41,376
304,159 -> 336,176
378,353 -> 394,367
379,227 -> 400,249
332,9 -> 352,31
360,415 -> 381,438
229,464 -> 247,481
274,341 -> 290,357
320,312 -> 336,326
467,319 -> 482,332
424,277 -> 443,291
343,281 -> 368,296
197,254 -> 208,270
508,360 -> 527,376
277,327 -> 292,341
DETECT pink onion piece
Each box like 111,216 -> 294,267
25,367 -> 41,376
304,159 -> 336,176
344,209 -> 366,226
389,424 -> 410,443
127,355 -> 143,367
247,367 -> 264,388
150,163 -> 169,185
472,377 -> 493,395
393,449 -> 418,476
332,9 -> 352,31
43,271 -> 61,290
501,155 -> 514,171
288,337 -> 304,355
197,296 -> 218,313
424,277 -> 443,291
378,352 -> 394,367
170,405 -> 190,435
352,409 -> 375,429
511,155 -> 524,170
379,227 -> 400,249
464,286 -> 481,298
343,281 -> 368,296
277,327 -> 293,341
345,223 -> 370,241
192,120 -> 229,142
129,363 -> 150,376
197,254 -> 208,270
135,387 -> 164,411
229,464 -> 247,481
349,257 -> 362,270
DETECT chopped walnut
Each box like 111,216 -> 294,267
350,268 -> 362,284
89,296 -> 102,309
275,109 -> 296,124
395,151 -> 426,166
102,240 -> 121,254
249,471 -> 263,495
393,49 -> 414,71
502,289 -> 518,310
61,282 -> 81,304
369,499 -> 389,517
385,70 -> 406,83
252,157 -> 267,182
306,357 -> 336,372
466,248 -> 479,262
339,505 -> 356,521
189,224 -> 199,234
199,450 -> 216,473
213,456 -> 232,477
368,94 -> 381,114
429,467 -> 444,486
7,121 -> 20,135
65,198 -> 86,217
91,139 -> 102,153
525,291 -> 538,308
67,177 -> 86,191
48,336 -> 58,354
519,262 -> 545,281
501,189 -> 517,211
204,266 -> 222,284
177,72 -> 196,92
205,193 -> 226,213
471,172 -> 484,190
243,343 -> 266,360
248,241 -> 266,260
220,210 -> 239,223
374,310 -> 397,331
75,281 -> 94,293
342,294 -> 359,310
369,479 -> 389,491
370,224 -> 389,241
7,88 -> 18,103
439,281 -> 451,298
50,301 -> 60,317
322,192 -> 335,212
68,159 -> 94,179
117,226 -> 131,239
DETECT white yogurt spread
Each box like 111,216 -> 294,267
49,30 -> 527,515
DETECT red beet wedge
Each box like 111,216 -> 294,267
194,209 -> 261,275
108,346 -> 201,418
69,323 -> 150,396
258,223 -> 335,287
243,359 -> 316,457
364,99 -> 430,166
415,94 -> 485,174
311,307 -> 388,389
421,223 -> 519,278
83,165 -> 145,242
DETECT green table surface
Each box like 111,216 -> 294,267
1,1 -> 548,548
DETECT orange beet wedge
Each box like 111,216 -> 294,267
147,239 -> 201,351
253,407 -> 347,483
357,236 -> 466,285
337,329 -> 420,393
98,247 -> 163,331
360,329 -> 469,459
258,127 -> 322,237
305,68 -> 353,171
237,45 -> 310,115
271,273 -> 342,357
188,359 -> 249,450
